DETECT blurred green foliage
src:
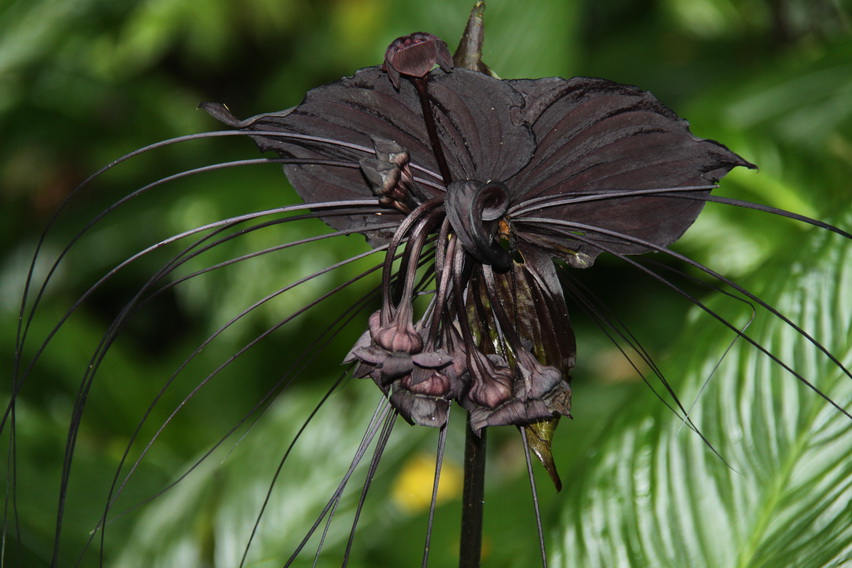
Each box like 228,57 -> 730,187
1,0 -> 850,566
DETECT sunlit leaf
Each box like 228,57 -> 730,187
554,210 -> 852,568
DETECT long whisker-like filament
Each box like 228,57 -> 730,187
341,404 -> 397,566
421,417 -> 449,568
561,258 -> 757,427
14,151 -> 362,354
10,194 -> 384,423
101,245 -> 386,499
283,399 -> 394,567
521,216 -> 851,417
508,185 -> 720,217
520,426 -> 548,568
558,273 -> 691,422
237,372 -> 349,568
511,186 -> 852,240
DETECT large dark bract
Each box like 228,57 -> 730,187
206,67 -> 752,261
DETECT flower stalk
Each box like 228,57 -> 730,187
459,415 -> 487,568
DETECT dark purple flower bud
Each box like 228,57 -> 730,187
378,353 -> 419,381
466,351 -> 514,408
360,138 -> 424,213
515,349 -> 564,400
401,370 -> 451,397
464,347 -> 572,435
344,311 -> 461,401
383,32 -> 454,89
469,390 -> 569,436
411,351 -> 453,369
369,309 -> 423,354
389,389 -> 450,427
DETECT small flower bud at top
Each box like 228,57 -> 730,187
383,32 -> 454,89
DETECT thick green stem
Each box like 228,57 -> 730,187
459,413 -> 486,568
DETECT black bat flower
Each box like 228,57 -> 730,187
202,37 -> 752,439
6,2 -> 851,567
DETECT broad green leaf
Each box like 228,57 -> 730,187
553,210 -> 852,567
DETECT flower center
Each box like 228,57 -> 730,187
445,180 -> 512,272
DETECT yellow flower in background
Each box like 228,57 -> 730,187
392,453 -> 463,514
